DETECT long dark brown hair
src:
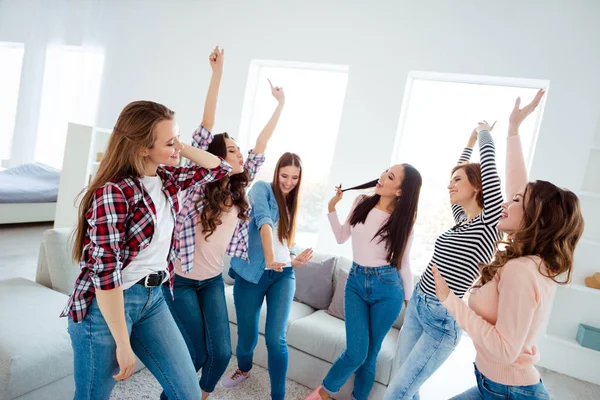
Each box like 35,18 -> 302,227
348,164 -> 422,268
451,163 -> 484,208
477,180 -> 584,287
72,101 -> 174,262
197,133 -> 250,239
272,152 -> 302,248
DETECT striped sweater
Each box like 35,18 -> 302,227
419,130 -> 503,298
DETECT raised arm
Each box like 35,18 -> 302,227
201,46 -> 224,133
476,122 -> 503,226
253,80 -> 285,154
327,188 -> 362,244
506,90 -> 545,200
450,131 -> 476,223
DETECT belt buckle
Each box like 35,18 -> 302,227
144,274 -> 153,288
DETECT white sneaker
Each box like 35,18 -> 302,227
221,368 -> 249,388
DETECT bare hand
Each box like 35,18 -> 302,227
474,120 -> 496,135
509,89 -> 545,130
268,79 -> 285,105
328,185 -> 343,213
113,345 -> 136,381
432,264 -> 450,302
209,46 -> 224,73
266,259 -> 286,272
291,248 -> 314,268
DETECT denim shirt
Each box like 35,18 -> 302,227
230,180 -> 296,284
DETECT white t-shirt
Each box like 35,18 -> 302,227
272,222 -> 292,267
121,175 -> 173,289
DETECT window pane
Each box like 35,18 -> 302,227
0,42 -> 25,161
34,46 -> 104,169
241,63 -> 349,248
395,78 -> 544,274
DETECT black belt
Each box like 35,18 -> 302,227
135,270 -> 167,287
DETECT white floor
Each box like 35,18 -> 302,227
2,222 -> 600,399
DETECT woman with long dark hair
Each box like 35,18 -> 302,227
222,152 -> 314,400
434,90 -> 584,400
164,47 -> 285,399
306,163 -> 423,400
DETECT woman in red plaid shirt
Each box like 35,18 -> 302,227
62,100 -> 231,400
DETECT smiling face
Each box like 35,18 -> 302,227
277,165 -> 301,195
498,192 -> 525,234
448,165 -> 482,208
143,118 -> 183,171
375,164 -> 404,198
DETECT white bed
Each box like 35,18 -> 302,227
0,163 -> 59,224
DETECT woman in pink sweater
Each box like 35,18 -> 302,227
433,89 -> 585,399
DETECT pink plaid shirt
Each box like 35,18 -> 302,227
61,161 -> 231,323
176,125 -> 265,274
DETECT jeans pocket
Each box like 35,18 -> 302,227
377,269 -> 401,285
480,376 -> 508,399
510,382 -> 550,400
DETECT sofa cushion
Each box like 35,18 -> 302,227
0,278 -> 72,399
327,267 -> 348,320
224,284 -> 315,335
293,257 -> 336,310
43,228 -> 80,295
287,310 -> 399,385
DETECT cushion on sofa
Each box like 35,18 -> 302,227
224,285 -> 315,335
293,257 -> 336,310
43,228 -> 80,295
287,310 -> 399,385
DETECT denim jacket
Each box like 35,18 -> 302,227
230,180 -> 297,284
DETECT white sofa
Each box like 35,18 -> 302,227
0,228 -> 475,400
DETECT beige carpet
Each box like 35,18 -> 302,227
111,355 -> 312,399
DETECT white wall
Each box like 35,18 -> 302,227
2,0 -> 600,383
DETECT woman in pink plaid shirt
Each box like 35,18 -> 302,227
164,47 -> 286,400
63,99 -> 231,400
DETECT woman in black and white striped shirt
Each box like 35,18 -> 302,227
385,121 -> 503,400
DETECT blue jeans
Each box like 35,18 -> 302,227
385,284 -> 462,400
323,263 -> 404,400
451,364 -> 550,399
67,284 -> 200,400
233,268 -> 295,400
161,273 -> 232,396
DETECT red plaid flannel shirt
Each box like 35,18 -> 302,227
61,160 -> 231,323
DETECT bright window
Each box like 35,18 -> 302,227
0,42 -> 25,162
34,46 -> 104,169
393,72 -> 547,274
239,60 -> 349,248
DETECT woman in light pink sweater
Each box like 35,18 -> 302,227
433,89 -> 585,399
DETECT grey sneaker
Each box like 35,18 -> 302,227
221,368 -> 249,388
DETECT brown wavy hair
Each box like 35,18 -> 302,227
273,152 -> 302,248
198,133 -> 250,239
72,101 -> 174,262
451,163 -> 484,208
476,180 -> 584,287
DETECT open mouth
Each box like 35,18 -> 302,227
500,211 -> 508,219
376,180 -> 382,188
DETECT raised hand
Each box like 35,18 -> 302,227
474,120 -> 497,134
328,185 -> 343,213
509,89 -> 545,134
268,79 -> 285,105
291,248 -> 314,268
209,46 -> 224,73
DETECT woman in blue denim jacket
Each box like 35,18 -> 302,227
222,152 -> 314,400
